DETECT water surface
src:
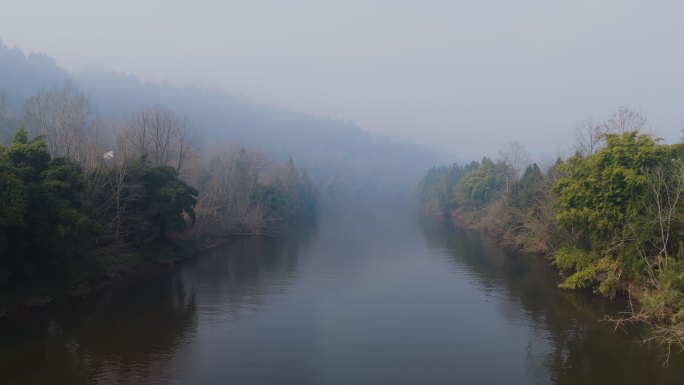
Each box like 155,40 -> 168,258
1,205 -> 683,384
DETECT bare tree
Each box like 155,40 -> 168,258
630,160 -> 684,276
574,108 -> 647,157
107,151 -> 138,245
497,141 -> 531,180
607,160 -> 684,361
188,142 -> 276,236
93,133 -> 150,248
601,106 -> 647,134
23,83 -> 99,164
121,105 -> 195,171
574,115 -> 603,156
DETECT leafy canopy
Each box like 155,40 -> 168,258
553,132 -> 666,295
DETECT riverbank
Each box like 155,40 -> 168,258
0,206 -> 318,320
440,206 -> 684,360
0,235 -> 246,319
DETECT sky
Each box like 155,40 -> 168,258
1,0 -> 684,160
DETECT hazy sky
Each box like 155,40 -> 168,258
2,0 -> 684,160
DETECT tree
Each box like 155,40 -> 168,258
497,141 -> 531,180
554,131 -> 666,296
508,163 -> 558,255
121,106 -> 195,172
86,142 -> 141,248
126,157 -> 198,241
453,158 -> 511,209
601,106 -> 647,134
23,83 -> 99,166
263,158 -> 317,219
574,108 -> 647,157
574,115 -> 603,156
0,129 -> 98,290
509,164 -> 545,211
416,161 -> 479,213
0,89 -> 17,143
0,135 -> 29,279
189,144 -> 271,234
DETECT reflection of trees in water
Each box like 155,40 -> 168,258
0,218 -> 316,385
188,234 -> 303,318
186,217 -> 315,320
0,272 -> 196,384
417,215 -> 684,384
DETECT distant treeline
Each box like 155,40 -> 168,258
418,107 -> 684,354
0,85 -> 315,310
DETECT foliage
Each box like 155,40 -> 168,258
509,164 -> 544,211
502,163 -> 556,254
452,157 -> 511,209
416,161 -> 478,213
0,129 -> 98,291
191,147 -> 317,236
1,79 -> 319,312
262,159 -> 316,219
418,123 -> 684,355
414,105 -> 684,360
127,157 -> 198,240
553,132 -> 666,295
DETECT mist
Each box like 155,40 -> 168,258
0,41 -> 442,206
7,3 -> 684,383
2,1 -> 684,161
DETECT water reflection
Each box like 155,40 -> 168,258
188,229 -> 310,323
417,215 -> 684,384
0,273 -> 196,384
4,209 -> 684,385
0,218 -> 316,385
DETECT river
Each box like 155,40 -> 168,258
1,204 -> 683,384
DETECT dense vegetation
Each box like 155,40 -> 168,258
0,85 -> 316,313
418,107 -> 684,354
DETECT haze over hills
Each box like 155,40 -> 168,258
0,40 -> 443,203
0,42 -> 69,104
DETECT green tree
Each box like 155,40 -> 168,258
553,131 -> 666,296
128,157 -> 198,241
509,164 -> 545,211
453,157 -> 511,209
0,129 -> 97,291
417,161 -> 479,213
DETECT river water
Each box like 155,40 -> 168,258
1,204 -> 684,384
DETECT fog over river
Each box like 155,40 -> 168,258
2,204 -> 683,385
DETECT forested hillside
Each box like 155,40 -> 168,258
418,107 -> 684,354
0,40 -> 440,203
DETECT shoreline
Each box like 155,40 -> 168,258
0,235 -> 247,320
432,208 -> 674,353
